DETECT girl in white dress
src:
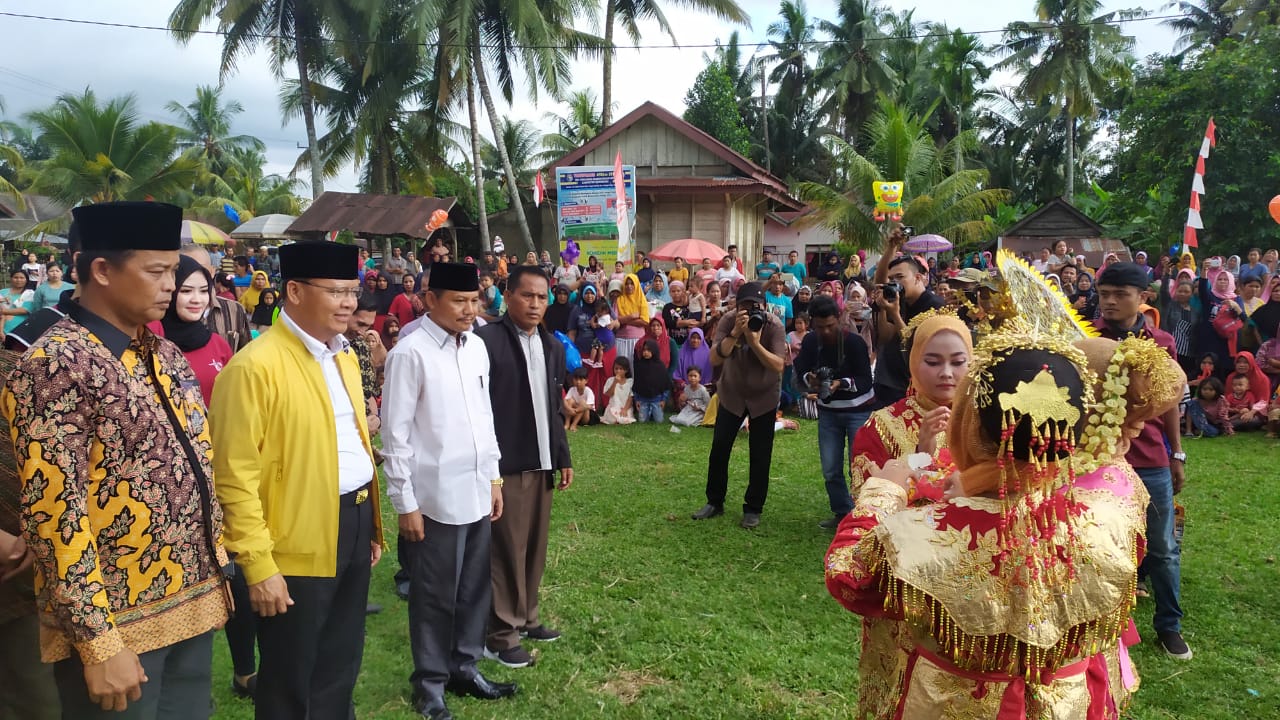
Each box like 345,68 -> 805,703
602,357 -> 636,425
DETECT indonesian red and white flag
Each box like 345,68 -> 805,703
533,171 -> 545,208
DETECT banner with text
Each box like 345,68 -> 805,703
556,165 -> 636,266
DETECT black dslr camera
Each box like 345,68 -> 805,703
814,367 -> 838,401
880,281 -> 903,302
746,308 -> 770,332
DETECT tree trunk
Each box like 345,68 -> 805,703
472,44 -> 534,253
760,61 -> 770,173
294,37 -> 325,199
1064,114 -> 1075,203
467,70 -> 491,251
954,108 -> 963,171
602,2 -> 616,128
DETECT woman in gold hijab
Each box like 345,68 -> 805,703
826,330 -> 1155,719
836,311 -> 972,720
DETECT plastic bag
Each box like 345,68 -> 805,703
554,330 -> 582,372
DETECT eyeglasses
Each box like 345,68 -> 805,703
293,279 -> 362,299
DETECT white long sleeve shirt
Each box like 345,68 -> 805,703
380,316 -> 501,525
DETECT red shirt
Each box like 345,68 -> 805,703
1092,318 -> 1177,469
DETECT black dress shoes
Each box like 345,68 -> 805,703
414,693 -> 454,720
446,672 -> 519,700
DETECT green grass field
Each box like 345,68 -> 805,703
209,423 -> 1280,719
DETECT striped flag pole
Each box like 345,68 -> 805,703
1183,118 -> 1216,249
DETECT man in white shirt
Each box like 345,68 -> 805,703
382,246 -> 409,278
715,255 -> 746,293
381,262 -> 517,720
1032,247 -> 1052,275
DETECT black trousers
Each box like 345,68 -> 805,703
255,491 -> 374,720
225,560 -> 258,677
705,404 -> 777,514
406,515 -> 491,701
54,631 -> 214,720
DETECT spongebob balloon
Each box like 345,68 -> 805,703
872,181 -> 904,223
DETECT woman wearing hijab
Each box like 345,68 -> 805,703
250,288 -> 278,332
638,315 -> 676,373
1195,266 -> 1245,374
159,256 -> 234,407
817,280 -> 845,311
1252,277 -> 1280,344
840,282 -> 875,354
1226,254 -> 1242,278
543,283 -> 580,337
827,332 -> 1154,719
238,269 -> 270,312
838,313 -> 972,720
1069,272 -> 1099,319
646,271 -> 672,307
792,285 -> 812,322
613,273 -> 650,361
842,255 -> 866,285
387,273 -> 424,326
818,252 -> 844,283
636,257 -> 657,288
572,284 -> 601,356
674,327 -> 713,385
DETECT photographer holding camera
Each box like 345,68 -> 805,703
692,282 -> 787,529
792,295 -> 874,529
870,231 -> 945,406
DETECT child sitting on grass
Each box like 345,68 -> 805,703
670,367 -> 710,426
602,357 -> 635,425
1184,376 -> 1232,437
562,367 -> 598,431
1267,386 -> 1280,438
631,339 -> 670,423
1225,374 -> 1265,432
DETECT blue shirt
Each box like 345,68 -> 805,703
781,262 -> 806,280
765,292 -> 793,322
756,262 -> 781,280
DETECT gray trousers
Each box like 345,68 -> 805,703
0,613 -> 59,720
53,631 -> 214,720
407,515 -> 491,701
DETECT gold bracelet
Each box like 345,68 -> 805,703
491,478 -> 504,487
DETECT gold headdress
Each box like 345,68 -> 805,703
975,250 -> 1101,341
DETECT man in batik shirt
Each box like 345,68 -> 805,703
2,202 -> 228,719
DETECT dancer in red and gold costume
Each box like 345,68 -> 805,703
827,328 -> 1178,719
843,311 -> 972,719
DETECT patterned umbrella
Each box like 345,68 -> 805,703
182,220 -> 231,246
902,234 -> 952,253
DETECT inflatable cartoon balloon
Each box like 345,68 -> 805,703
560,238 -> 581,265
424,208 -> 450,233
1269,195 -> 1280,224
872,181 -> 904,222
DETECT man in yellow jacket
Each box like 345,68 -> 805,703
211,241 -> 384,720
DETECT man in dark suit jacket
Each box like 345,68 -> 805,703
475,266 -> 573,669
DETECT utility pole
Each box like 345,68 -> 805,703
759,57 -> 771,173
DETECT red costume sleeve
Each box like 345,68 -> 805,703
825,478 -> 908,619
849,415 -> 891,496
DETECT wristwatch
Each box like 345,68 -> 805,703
1171,452 -> 1187,462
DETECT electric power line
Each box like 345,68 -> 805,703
0,9 -> 1196,52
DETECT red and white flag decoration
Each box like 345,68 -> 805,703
613,151 -> 631,262
532,170 -> 546,208
1183,118 -> 1216,249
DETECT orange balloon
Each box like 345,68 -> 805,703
1270,195 -> 1280,224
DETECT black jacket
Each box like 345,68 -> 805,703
476,315 -> 572,482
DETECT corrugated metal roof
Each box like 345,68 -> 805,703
285,192 -> 467,240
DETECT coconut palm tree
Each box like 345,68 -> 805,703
539,89 -> 604,161
0,98 -> 24,210
795,102 -> 1009,248
481,118 -> 540,186
814,0 -> 897,144
1225,0 -> 1280,34
190,147 -> 303,223
601,0 -> 750,127
168,0 -> 377,198
930,27 -> 991,168
1163,0 -> 1240,53
1000,0 -> 1138,201
25,89 -> 203,206
166,85 -> 265,174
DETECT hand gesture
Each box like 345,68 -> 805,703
732,311 -> 750,338
916,407 -> 951,457
871,458 -> 915,493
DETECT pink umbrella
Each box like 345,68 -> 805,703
648,238 -> 729,263
903,234 -> 952,253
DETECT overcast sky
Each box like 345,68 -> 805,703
0,0 -> 1179,195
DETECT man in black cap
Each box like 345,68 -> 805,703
381,262 -> 516,720
2,201 -> 229,719
1093,261 -> 1192,661
692,281 -> 787,529
211,240 -> 385,720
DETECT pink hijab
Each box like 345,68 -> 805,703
1210,267 -> 1238,301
